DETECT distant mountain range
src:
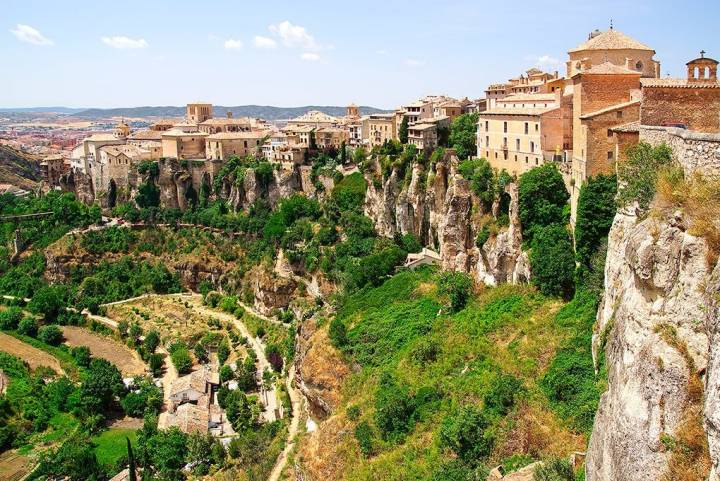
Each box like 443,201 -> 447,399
0,105 -> 391,120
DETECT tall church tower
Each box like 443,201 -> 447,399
346,103 -> 359,118
114,118 -> 130,139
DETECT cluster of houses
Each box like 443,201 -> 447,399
41,27 -> 720,222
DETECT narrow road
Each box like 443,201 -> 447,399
267,364 -> 303,481
190,300 -> 280,423
156,346 -> 179,429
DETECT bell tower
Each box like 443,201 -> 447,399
687,51 -> 718,84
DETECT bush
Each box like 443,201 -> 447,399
38,325 -> 63,346
476,225 -> 491,248
170,342 -> 193,374
449,113 -> 479,160
217,339 -> 230,365
331,172 -> 367,212
374,372 -> 416,442
354,421 -> 374,456
617,142 -> 673,211
0,307 -> 23,330
17,316 -> 38,337
484,373 -> 524,417
329,317 -> 348,347
530,224 -> 575,299
518,164 -> 569,242
437,271 -> 473,312
533,459 -> 575,481
439,405 -> 494,463
27,285 -> 67,321
71,346 -> 92,367
148,353 -> 164,377
575,174 -> 617,266
458,158 -> 495,206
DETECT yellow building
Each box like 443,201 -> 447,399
161,130 -> 209,159
286,110 -> 340,129
205,131 -> 270,160
362,113 -> 397,147
315,127 -> 349,150
199,116 -> 253,134
407,123 -> 438,152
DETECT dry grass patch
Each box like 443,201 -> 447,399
61,326 -> 146,376
0,331 -> 63,373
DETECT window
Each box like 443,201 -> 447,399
530,141 -> 535,152
485,121 -> 489,131
516,139 -> 520,150
486,136 -> 489,146
636,61 -> 643,70
607,129 -> 613,138
608,151 -> 614,160
514,155 -> 518,162
616,111 -> 623,119
524,122 -> 529,134
535,123 -> 539,132
503,122 -> 507,133
503,151 -> 508,160
535,159 -> 539,165
525,156 -> 528,163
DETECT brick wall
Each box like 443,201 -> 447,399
641,87 -> 720,133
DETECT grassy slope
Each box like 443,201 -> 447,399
316,267 -> 592,480
92,428 -> 137,469
0,145 -> 41,190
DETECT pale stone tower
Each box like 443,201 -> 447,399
186,103 -> 213,123
114,118 -> 130,139
347,103 -> 359,118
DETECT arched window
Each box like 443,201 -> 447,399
635,61 -> 643,70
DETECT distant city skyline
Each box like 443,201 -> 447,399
2,0 -> 718,109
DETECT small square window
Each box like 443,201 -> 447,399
607,151 -> 614,160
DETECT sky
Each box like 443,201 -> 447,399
1,0 -> 719,109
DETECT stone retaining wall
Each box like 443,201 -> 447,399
639,125 -> 720,176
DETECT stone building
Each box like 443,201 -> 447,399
186,102 -> 213,123
362,113 -> 397,147
315,127 -> 349,150
93,144 -> 150,192
407,123 -> 438,152
40,154 -> 70,188
205,131 -> 269,160
566,27 -> 660,79
161,130 -> 209,159
286,110 -> 340,129
199,116 -> 254,134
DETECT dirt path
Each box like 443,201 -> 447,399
61,326 -> 145,376
156,346 -> 179,430
236,300 -> 287,327
190,300 -> 280,422
0,332 -> 64,374
268,365 -> 304,481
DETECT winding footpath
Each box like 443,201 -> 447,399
267,364 -> 304,481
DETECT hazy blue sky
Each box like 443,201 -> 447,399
2,0 -> 718,109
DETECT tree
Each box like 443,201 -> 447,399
148,353 -> 164,377
374,372 -> 415,442
38,325 -> 63,346
17,317 -> 38,337
449,113 -> 479,160
458,158 -> 496,208
28,284 -> 67,321
518,163 -> 569,243
224,390 -> 256,432
575,174 -> 617,266
439,406 -> 493,463
0,306 -> 23,330
71,346 -> 92,367
170,343 -> 192,374
217,339 -> 230,365
136,179 -> 160,209
127,437 -> 137,481
437,271 -> 473,312
530,224 -> 575,299
81,358 -> 126,413
193,342 -> 208,364
616,142 -> 673,211
147,428 -> 188,481
108,179 -> 117,209
399,116 -> 409,144
144,329 -> 160,355
36,435 -> 104,481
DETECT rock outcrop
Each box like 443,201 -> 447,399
586,206 -> 717,481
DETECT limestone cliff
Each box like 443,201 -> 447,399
586,206 -> 717,480
363,150 -> 530,286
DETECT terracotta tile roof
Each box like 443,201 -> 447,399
207,130 -> 270,140
172,402 -> 209,433
161,129 -> 209,138
610,121 -> 640,133
641,78 -> 720,88
501,93 -> 557,102
569,29 -> 654,53
200,118 -> 253,126
481,106 -> 558,116
129,130 -> 163,141
579,100 -> 640,120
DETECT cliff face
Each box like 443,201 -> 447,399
586,206 -> 717,480
363,151 -> 529,286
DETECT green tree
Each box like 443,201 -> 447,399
518,163 -> 569,242
136,179 -> 160,209
458,158 -> 496,208
449,113 -> 479,160
28,284 -> 67,321
71,346 -> 92,367
38,324 -> 63,346
0,306 -> 23,330
616,142 -> 673,210
170,342 -> 192,374
147,428 -> 188,481
35,435 -> 104,481
575,174 -> 617,266
81,358 -> 126,413
530,224 -> 575,299
399,116 -> 409,144
217,339 -> 230,365
17,317 -> 38,337
437,271 -> 473,312
439,405 -> 494,463
374,372 -> 415,442
143,329 -> 160,354
127,437 -> 137,481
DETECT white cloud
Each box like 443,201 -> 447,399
253,35 -> 277,48
101,36 -> 148,49
404,58 -> 425,67
527,54 -> 561,69
10,24 -> 53,46
300,52 -> 320,62
269,20 -> 319,50
224,39 -> 244,50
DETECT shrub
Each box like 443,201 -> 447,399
27,285 -> 67,321
0,307 -> 23,330
575,174 -> 617,266
530,224 -> 575,299
329,317 -> 347,347
410,338 -> 438,364
331,172 -> 367,212
533,459 -> 575,481
439,405 -> 494,463
374,372 -> 416,442
17,316 -> 39,337
449,113 -> 480,160
354,421 -> 374,456
518,164 -> 569,242
170,342 -> 193,374
437,271 -> 473,312
143,330 -> 160,354
617,142 -> 673,211
71,346 -> 92,367
476,225 -> 491,248
148,353 -> 164,377
458,157 -> 495,206
38,325 -> 63,346
484,373 -> 524,417
217,339 -> 230,366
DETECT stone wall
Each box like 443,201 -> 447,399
640,125 -> 720,176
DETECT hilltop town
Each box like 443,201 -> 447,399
2,23 -> 720,481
